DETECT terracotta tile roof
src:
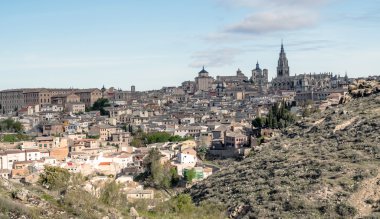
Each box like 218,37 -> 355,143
99,162 -> 112,166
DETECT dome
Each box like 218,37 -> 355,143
199,66 -> 208,74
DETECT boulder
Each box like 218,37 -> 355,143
130,207 -> 139,218
348,85 -> 357,92
14,188 -> 29,201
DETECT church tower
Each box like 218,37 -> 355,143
277,42 -> 290,77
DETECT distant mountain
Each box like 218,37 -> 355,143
189,81 -> 380,218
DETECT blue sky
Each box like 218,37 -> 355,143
0,0 -> 379,91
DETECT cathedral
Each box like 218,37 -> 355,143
271,43 -> 346,92
251,62 -> 268,94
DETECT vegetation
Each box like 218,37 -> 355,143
141,148 -> 179,189
0,163 -> 221,219
301,100 -> 321,117
38,166 -> 71,191
184,168 -> 196,183
99,181 -> 126,206
252,101 -> 296,130
133,194 -> 226,219
0,133 -> 29,142
87,135 -> 100,139
131,131 -> 193,147
190,93 -> 380,218
90,98 -> 110,116
196,145 -> 209,160
0,118 -> 23,133
0,196 -> 40,219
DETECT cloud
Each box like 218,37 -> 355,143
225,11 -> 318,34
213,0 -> 331,36
189,0 -> 335,69
243,39 -> 335,51
189,48 -> 243,68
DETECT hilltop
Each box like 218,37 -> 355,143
189,81 -> 380,218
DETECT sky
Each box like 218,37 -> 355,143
0,0 -> 379,91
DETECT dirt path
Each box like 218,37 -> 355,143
348,174 -> 380,218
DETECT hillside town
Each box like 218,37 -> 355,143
0,44 -> 376,204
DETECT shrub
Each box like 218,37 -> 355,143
336,203 -> 357,217
184,168 -> 196,183
0,196 -> 39,218
99,181 -> 126,206
38,166 -> 70,191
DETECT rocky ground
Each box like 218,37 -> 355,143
189,80 -> 380,218
0,178 -> 126,219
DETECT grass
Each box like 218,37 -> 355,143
0,196 -> 40,219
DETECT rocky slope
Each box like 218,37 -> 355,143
0,177 -> 125,219
189,81 -> 380,218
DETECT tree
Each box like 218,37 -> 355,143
90,98 -> 110,116
253,101 -> 296,130
184,168 -> 196,183
142,148 -> 179,188
99,181 -> 125,206
0,118 -> 24,133
196,145 -> 208,160
252,117 -> 264,129
171,194 -> 195,213
38,166 -> 70,191
170,167 -> 180,186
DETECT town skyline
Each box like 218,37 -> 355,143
1,0 -> 379,90
0,42 -> 374,92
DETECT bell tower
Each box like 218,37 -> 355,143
277,42 -> 290,77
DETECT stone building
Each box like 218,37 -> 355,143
181,81 -> 196,94
74,88 -> 102,108
23,89 -> 52,108
0,88 -> 86,114
251,62 -> 269,94
195,67 -> 214,91
216,69 -> 248,83
0,89 -> 24,114
271,43 -> 338,92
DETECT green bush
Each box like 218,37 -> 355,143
38,166 -> 70,191
99,181 -> 126,206
0,118 -> 24,133
1,134 -> 29,142
184,168 -> 196,183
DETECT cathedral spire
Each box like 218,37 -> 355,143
277,41 -> 289,78
281,39 -> 284,53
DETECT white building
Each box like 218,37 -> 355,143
25,149 -> 41,161
177,148 -> 197,164
0,150 -> 26,170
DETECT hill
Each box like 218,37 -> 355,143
189,83 -> 380,218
